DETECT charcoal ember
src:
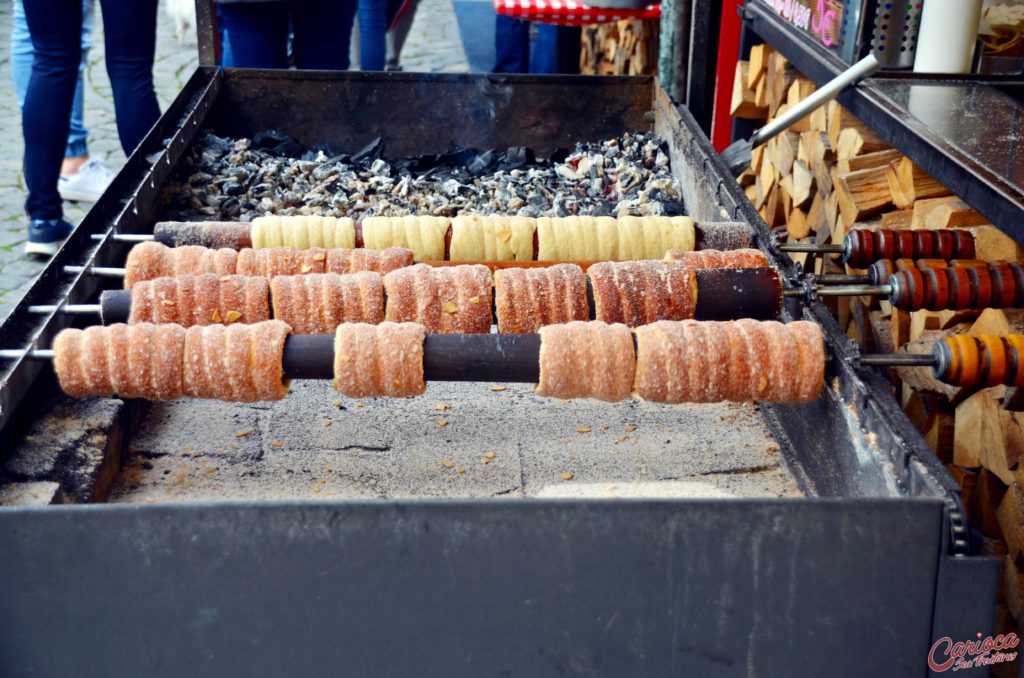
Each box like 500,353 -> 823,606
499,146 -> 535,170
252,129 -> 304,157
201,133 -> 234,154
352,137 -> 385,164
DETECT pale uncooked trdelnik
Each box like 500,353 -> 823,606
250,215 -> 356,250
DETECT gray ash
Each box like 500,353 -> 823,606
159,131 -> 685,222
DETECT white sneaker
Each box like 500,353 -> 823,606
58,158 -> 114,203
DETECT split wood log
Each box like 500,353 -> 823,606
731,61 -> 768,119
835,166 -> 894,224
886,156 -> 951,208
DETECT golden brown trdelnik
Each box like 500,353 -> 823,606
332,321 -> 426,397
346,247 -> 415,275
493,264 -> 589,334
53,323 -> 187,400
270,272 -> 384,334
383,264 -> 493,333
128,274 -> 270,326
535,320 -> 635,401
664,247 -> 768,269
587,260 -> 697,327
632,319 -> 824,403
235,247 -> 328,278
123,242 -> 238,289
183,320 -> 292,402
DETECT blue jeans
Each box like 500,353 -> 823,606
358,0 -> 387,71
493,17 -> 580,74
219,1 -> 357,69
11,0 -> 94,159
22,0 -> 160,221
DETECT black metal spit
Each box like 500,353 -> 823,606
0,67 -> 998,677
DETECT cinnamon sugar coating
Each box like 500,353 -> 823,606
494,264 -> 589,333
588,260 -> 696,327
383,264 -> 493,333
633,319 -> 824,403
332,321 -> 426,397
54,323 -> 186,400
536,321 -> 635,401
271,272 -> 385,334
183,320 -> 291,401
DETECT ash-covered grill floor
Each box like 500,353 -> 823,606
110,381 -> 803,502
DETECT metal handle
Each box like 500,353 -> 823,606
750,53 -> 882,149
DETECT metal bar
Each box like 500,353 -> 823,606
0,350 -> 55,360
750,55 -> 881,148
63,266 -> 126,278
859,353 -> 937,367
814,284 -> 890,296
815,274 -> 871,285
779,242 -> 844,253
1,334 -> 544,383
27,305 -> 102,315
657,0 -> 691,102
90,233 -> 154,242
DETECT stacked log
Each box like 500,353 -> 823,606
735,48 -> 1024,669
580,20 -> 658,76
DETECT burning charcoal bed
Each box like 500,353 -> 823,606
159,131 -> 687,222
0,68 -> 995,677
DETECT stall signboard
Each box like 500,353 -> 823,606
759,0 -> 845,51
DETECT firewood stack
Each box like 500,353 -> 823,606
579,20 -> 658,76
735,45 -> 1024,671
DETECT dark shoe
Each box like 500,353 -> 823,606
25,218 -> 74,256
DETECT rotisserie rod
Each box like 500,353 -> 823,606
33,262 -> 785,330
780,228 -> 976,267
93,215 -> 752,260
5,319 -> 826,404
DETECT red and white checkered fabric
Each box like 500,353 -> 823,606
493,0 -> 660,26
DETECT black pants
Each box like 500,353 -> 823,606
22,0 -> 160,220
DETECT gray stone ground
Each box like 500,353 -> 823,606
0,0 -> 470,321
109,381 -> 800,503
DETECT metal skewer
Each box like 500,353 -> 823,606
779,242 -> 845,255
859,354 -> 936,367
64,265 -> 129,278
90,233 -> 154,242
28,304 -> 103,315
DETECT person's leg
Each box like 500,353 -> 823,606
22,0 -> 81,223
494,15 -> 529,73
218,3 -> 289,69
358,0 -> 388,71
291,0 -> 357,70
386,0 -> 419,70
531,24 -> 580,74
10,0 -> 33,105
98,0 -> 161,156
63,0 -> 96,165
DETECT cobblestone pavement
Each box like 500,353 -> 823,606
0,0 -> 470,321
